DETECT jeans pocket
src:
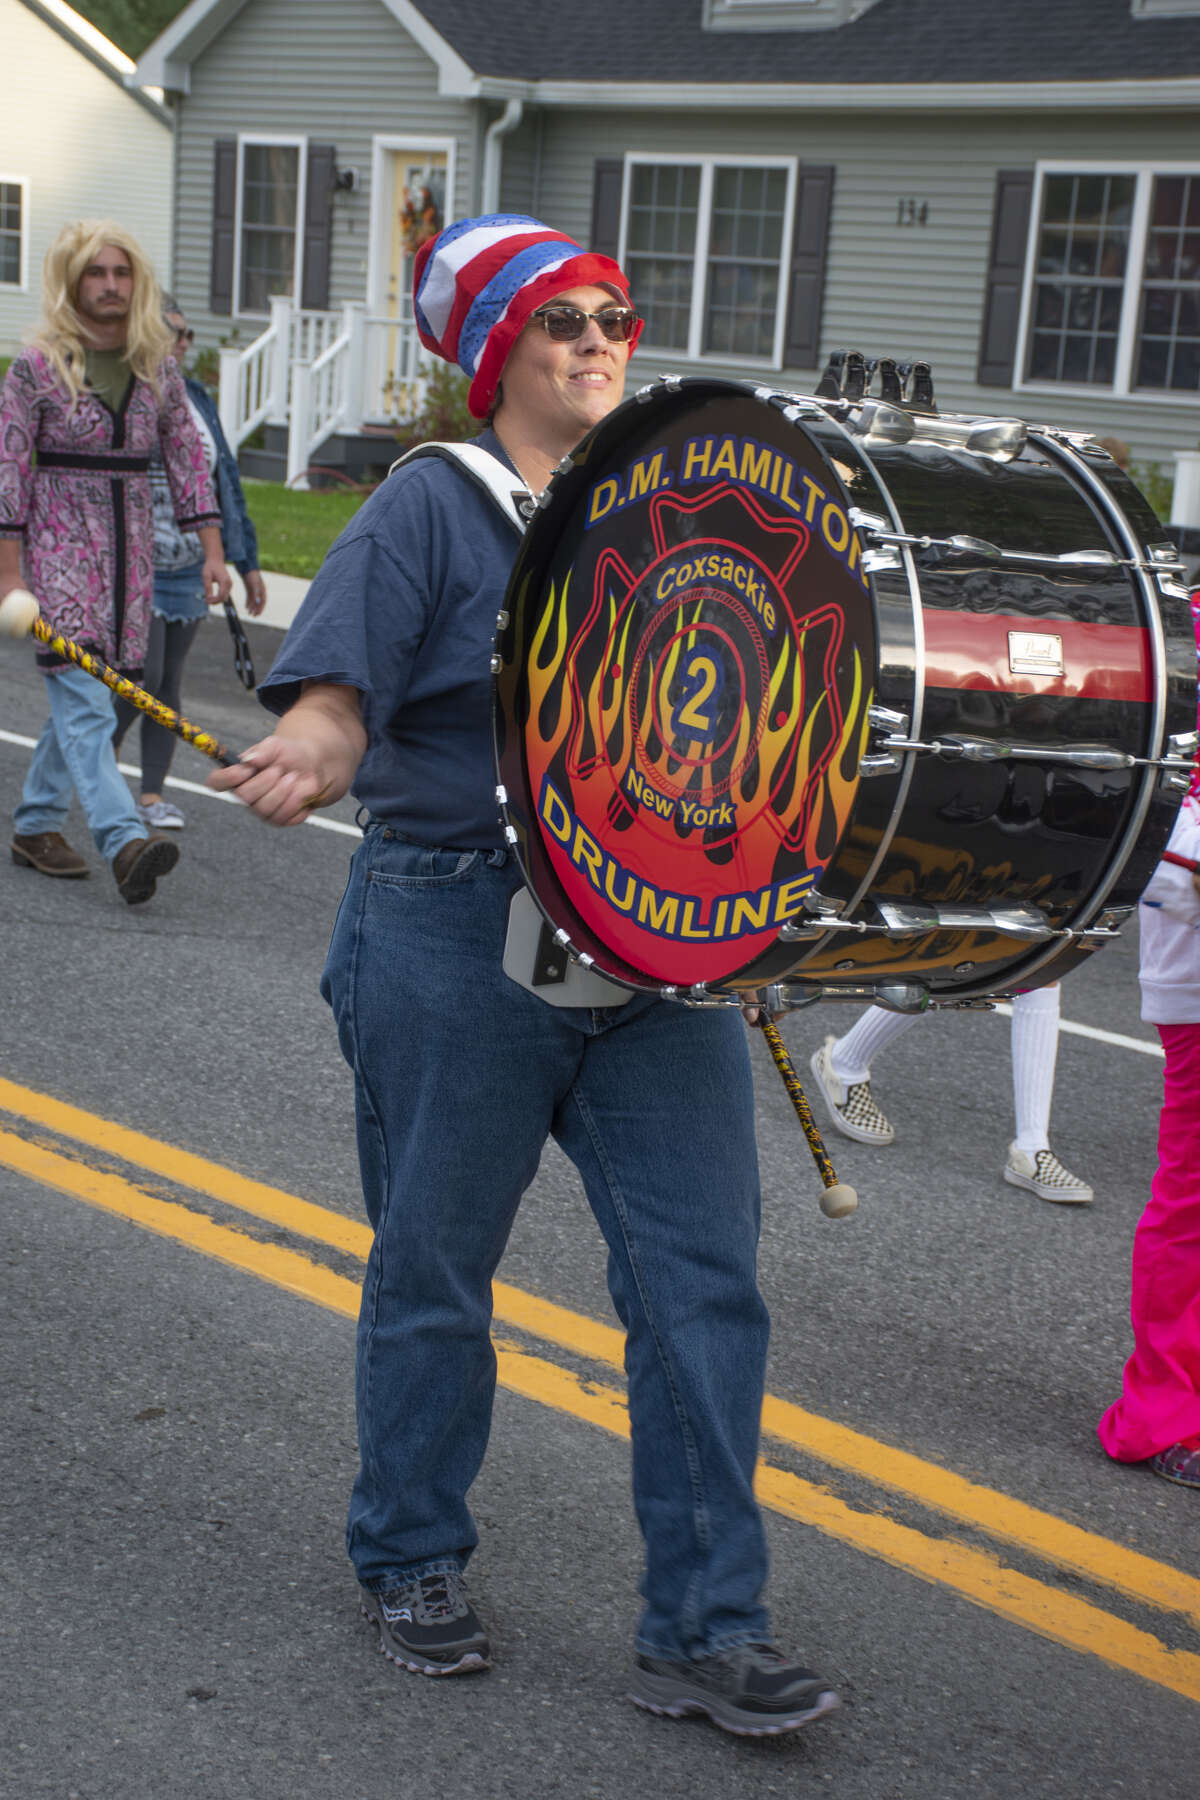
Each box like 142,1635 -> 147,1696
367,840 -> 482,889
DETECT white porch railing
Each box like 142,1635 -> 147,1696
217,294 -> 434,486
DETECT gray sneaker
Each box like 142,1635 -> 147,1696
359,1571 -> 490,1676
809,1035 -> 895,1146
630,1643 -> 840,1737
138,798 -> 185,829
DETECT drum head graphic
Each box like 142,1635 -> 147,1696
494,379 -> 877,991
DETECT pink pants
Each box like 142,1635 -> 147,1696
1098,1023 -> 1200,1462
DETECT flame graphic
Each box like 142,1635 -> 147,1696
512,470 -> 874,983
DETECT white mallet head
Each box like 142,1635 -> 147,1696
819,1181 -> 858,1219
0,587 -> 40,638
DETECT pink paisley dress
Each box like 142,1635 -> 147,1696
0,346 -> 219,674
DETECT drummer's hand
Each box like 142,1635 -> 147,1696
208,734 -> 335,827
741,1000 -> 786,1026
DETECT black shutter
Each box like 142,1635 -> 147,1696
784,164 -> 834,371
977,169 -> 1034,387
590,158 -> 624,259
301,143 -> 336,311
210,138 -> 237,316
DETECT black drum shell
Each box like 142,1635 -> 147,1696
495,378 -> 1196,1000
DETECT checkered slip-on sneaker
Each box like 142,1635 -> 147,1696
1003,1143 -> 1093,1205
808,1036 -> 895,1146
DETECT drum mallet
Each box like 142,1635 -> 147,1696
0,586 -> 239,765
758,1017 -> 858,1218
0,587 -> 337,810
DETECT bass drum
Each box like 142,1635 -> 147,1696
493,377 -> 1196,1005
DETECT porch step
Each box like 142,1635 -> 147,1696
236,422 -> 404,488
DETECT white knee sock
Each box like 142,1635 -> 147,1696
1011,985 -> 1060,1155
830,1006 -> 921,1084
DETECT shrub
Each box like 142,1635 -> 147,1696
391,364 -> 475,450
1127,457 -> 1174,523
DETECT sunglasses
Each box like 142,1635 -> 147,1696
530,304 -> 640,344
173,326 -> 194,344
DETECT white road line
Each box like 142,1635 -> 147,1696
993,1001 -> 1163,1059
0,725 -> 1170,1056
0,726 -> 360,839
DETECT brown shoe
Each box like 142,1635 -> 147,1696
111,832 -> 180,905
11,831 -> 89,878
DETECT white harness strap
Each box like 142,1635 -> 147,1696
389,441 -> 532,536
390,438 -> 631,1009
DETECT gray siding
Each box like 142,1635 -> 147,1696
0,0 -> 171,353
172,0 -> 480,347
169,0 -> 1198,469
532,103 -> 1200,467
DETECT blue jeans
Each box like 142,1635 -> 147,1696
321,823 -> 772,1658
14,666 -> 144,863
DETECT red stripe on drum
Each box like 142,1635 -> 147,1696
921,611 -> 1152,701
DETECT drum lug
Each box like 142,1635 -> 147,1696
860,705 -> 910,775
872,982 -> 933,1014
496,610 -> 510,631
490,654 -> 503,674
1090,906 -> 1135,935
495,783 -> 508,806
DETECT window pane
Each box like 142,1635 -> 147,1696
625,254 -> 693,350
703,259 -> 778,358
0,184 -> 21,284
704,163 -> 788,360
1027,172 -> 1132,385
1042,175 -> 1076,224
240,144 -> 298,309
1133,176 -> 1200,391
626,165 -> 701,346
1153,175 -> 1185,227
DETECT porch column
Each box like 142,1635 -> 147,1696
268,294 -> 293,426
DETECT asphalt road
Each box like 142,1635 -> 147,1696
1,616 -> 1197,1799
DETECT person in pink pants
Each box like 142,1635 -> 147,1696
1097,822 -> 1200,1489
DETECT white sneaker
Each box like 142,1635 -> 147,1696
138,799 -> 185,830
808,1036 -> 895,1146
1003,1143 -> 1093,1205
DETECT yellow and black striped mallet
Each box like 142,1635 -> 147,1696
0,585 -> 238,764
0,587 -> 337,809
759,1016 -> 858,1218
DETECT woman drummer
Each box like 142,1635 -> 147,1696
208,215 -> 841,1738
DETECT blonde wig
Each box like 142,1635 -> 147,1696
30,219 -> 172,401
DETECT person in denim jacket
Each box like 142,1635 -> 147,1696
112,299 -> 265,829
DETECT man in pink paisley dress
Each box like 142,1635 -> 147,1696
0,218 -> 229,904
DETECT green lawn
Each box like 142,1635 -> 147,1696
243,478 -> 373,578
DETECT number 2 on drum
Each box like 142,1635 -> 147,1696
671,650 -> 723,743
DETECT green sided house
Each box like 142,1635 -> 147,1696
136,0 -> 1200,499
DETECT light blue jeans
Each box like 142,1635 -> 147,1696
14,666 -> 144,863
321,822 -> 773,1659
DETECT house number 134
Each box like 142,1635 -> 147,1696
897,198 -> 929,226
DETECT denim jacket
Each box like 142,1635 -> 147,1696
186,377 -> 260,575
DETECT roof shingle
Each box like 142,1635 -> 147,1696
409,0 -> 1200,85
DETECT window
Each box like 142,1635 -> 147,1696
235,138 -> 306,315
622,157 -> 795,364
1018,164 -> 1200,398
0,179 -> 27,288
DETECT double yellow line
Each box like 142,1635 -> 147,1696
2,1072 -> 1199,1705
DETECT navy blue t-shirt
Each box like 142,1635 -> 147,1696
258,432 -> 523,848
